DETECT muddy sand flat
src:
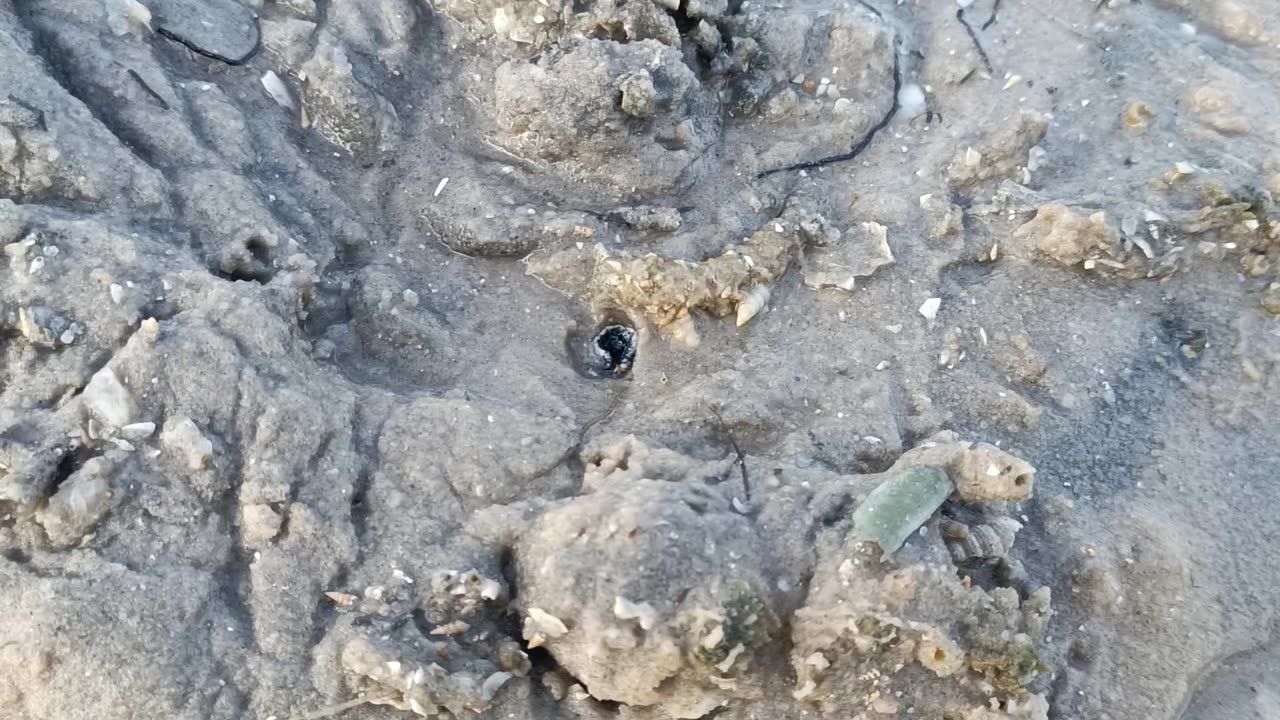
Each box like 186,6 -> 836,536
1,0 -> 1278,718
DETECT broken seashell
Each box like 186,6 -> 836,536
613,596 -> 658,631
736,285 -> 771,327
523,607 -> 569,648
260,71 -> 295,110
325,591 -> 357,607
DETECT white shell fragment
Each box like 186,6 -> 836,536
481,671 -> 512,701
104,0 -> 152,35
492,7 -> 514,34
260,71 -> 295,110
701,625 -> 725,649
478,577 -> 502,600
736,285 -> 771,326
613,596 -> 658,631
919,297 -> 942,320
523,607 -> 569,648
120,421 -> 156,439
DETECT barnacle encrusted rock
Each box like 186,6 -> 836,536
895,431 -> 1036,502
791,537 -> 1052,716
513,473 -> 777,718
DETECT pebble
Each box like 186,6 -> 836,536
83,366 -> 135,428
918,298 -> 942,320
110,283 -> 125,304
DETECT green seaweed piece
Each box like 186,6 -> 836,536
967,634 -> 1042,693
850,466 -> 953,554
695,581 -> 775,668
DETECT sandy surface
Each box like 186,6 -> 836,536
1,0 -> 1279,718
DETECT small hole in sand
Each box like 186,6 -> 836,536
933,649 -> 947,662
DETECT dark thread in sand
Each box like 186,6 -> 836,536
155,21 -> 262,66
6,94 -> 47,131
756,48 -> 901,178
127,69 -> 170,110
957,9 -> 994,75
707,404 -> 750,501
982,0 -> 1002,30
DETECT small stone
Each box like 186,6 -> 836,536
431,620 -> 471,636
1122,100 -> 1156,129
242,503 -> 283,544
109,283 -> 125,305
82,366 -> 135,428
1262,284 -> 1280,315
162,417 -> 214,470
36,457 -> 113,548
17,306 -> 73,348
619,70 -> 658,118
919,297 -> 942,320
